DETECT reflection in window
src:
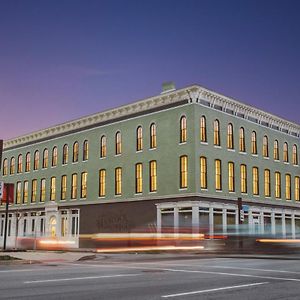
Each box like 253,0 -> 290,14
34,151 -> 39,170
180,155 -> 188,188
264,169 -> 271,197
136,127 -> 143,151
10,157 -> 15,174
180,116 -> 187,143
275,172 -> 281,198
214,120 -> 220,146
239,128 -> 245,152
17,154 -> 23,173
25,153 -> 30,172
63,144 -> 69,164
215,159 -> 222,190
263,136 -> 269,157
81,172 -> 87,198
252,167 -> 259,195
292,145 -> 298,165
2,158 -> 8,176
135,163 -> 143,193
295,177 -> 300,201
43,149 -> 49,168
73,142 -> 79,162
285,174 -> 291,200
99,169 -> 106,197
149,161 -> 157,192
115,132 -> 122,155
31,179 -> 37,203
200,156 -> 207,189
115,167 -> 122,195
274,140 -> 279,160
251,131 -> 257,154
150,123 -> 157,149
71,173 -> 77,199
228,162 -> 235,192
200,116 -> 207,142
61,175 -> 67,200
50,177 -> 56,201
227,124 -> 234,149
240,164 -> 247,193
83,140 -> 89,161
40,178 -> 46,202
100,135 -> 107,158
283,142 -> 289,162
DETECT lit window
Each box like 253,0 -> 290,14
180,116 -> 187,143
71,173 -> 77,199
292,144 -> 298,165
214,120 -> 220,146
2,158 -> 8,176
81,172 -> 87,198
100,135 -> 107,158
135,163 -> 143,193
283,142 -> 289,162
63,144 -> 69,164
50,177 -> 56,201
83,140 -> 89,161
239,127 -> 245,152
264,169 -> 271,197
285,174 -> 291,200
73,142 -> 79,162
215,159 -> 222,190
200,156 -> 207,189
227,124 -> 234,149
10,157 -> 15,174
252,167 -> 259,195
17,154 -> 23,173
240,164 -> 247,193
251,131 -> 257,154
99,169 -> 106,197
43,149 -> 48,168
150,123 -> 157,149
295,177 -> 300,201
180,155 -> 188,188
274,140 -> 279,160
40,178 -> 46,202
115,167 -> 122,195
52,147 -> 58,167
16,182 -> 21,204
228,162 -> 235,192
61,175 -> 67,200
149,161 -> 157,192
31,179 -> 37,203
275,171 -> 281,198
23,181 -> 28,204
115,132 -> 122,155
25,153 -> 30,172
34,151 -> 39,170
136,126 -> 143,151
263,136 -> 269,157
200,116 -> 207,142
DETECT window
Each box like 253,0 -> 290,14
115,132 -> 122,155
40,179 -> 46,202
31,179 -> 37,203
61,175 -> 67,200
252,167 -> 259,195
240,164 -> 247,193
2,159 -> 8,176
150,123 -> 157,149
264,169 -> 271,197
115,167 -> 122,195
135,163 -> 143,193
263,136 -> 269,157
251,131 -> 257,154
227,124 -> 234,149
63,144 -> 68,164
295,177 -> 300,201
71,174 -> 78,199
200,116 -> 207,142
43,149 -> 48,168
228,162 -> 235,192
16,182 -> 21,204
33,151 -> 39,170
200,156 -> 207,189
83,140 -> 89,161
292,144 -> 298,165
99,169 -> 106,197
274,140 -> 279,160
275,172 -> 281,198
25,153 -> 30,172
23,181 -> 28,204
136,126 -> 143,151
52,147 -> 58,167
285,174 -> 291,200
283,142 -> 289,162
149,161 -> 157,192
215,159 -> 222,190
50,177 -> 56,201
81,172 -> 87,198
239,127 -> 245,152
10,157 -> 15,174
17,154 -> 22,173
180,116 -> 187,143
100,135 -> 107,158
73,142 -> 79,162
214,120 -> 220,146
180,155 -> 188,188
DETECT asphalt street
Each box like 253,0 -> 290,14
1,254 -> 300,299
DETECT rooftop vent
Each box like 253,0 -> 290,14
161,81 -> 176,94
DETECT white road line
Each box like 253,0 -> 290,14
24,273 -> 140,284
161,282 -> 269,298
0,267 -> 75,273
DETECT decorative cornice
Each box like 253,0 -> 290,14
3,84 -> 299,150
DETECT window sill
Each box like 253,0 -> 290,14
149,191 -> 157,194
200,142 -> 208,145
227,148 -> 235,152
179,142 -> 187,145
214,145 -> 222,149
179,188 -> 187,191
216,189 -> 223,192
251,154 -> 258,157
136,150 -> 143,153
263,157 -> 270,160
100,156 -> 106,159
149,147 -> 157,151
239,152 -> 247,155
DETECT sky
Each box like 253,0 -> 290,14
0,0 -> 299,140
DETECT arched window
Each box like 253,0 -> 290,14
52,147 -> 58,167
264,169 -> 271,197
239,127 -> 245,152
40,178 -> 46,202
200,156 -> 207,189
252,167 -> 259,195
43,149 -> 49,168
180,116 -> 187,143
10,157 -> 15,174
285,174 -> 291,200
227,123 -> 234,149
2,158 -> 8,176
100,135 -> 107,158
61,175 -> 67,200
150,123 -> 157,149
292,144 -> 298,165
81,172 -> 87,198
50,177 -> 56,201
71,173 -> 77,199
63,144 -> 69,164
215,159 -> 222,190
115,131 -> 122,155
214,120 -> 220,146
275,171 -> 281,198
149,161 -> 157,192
251,131 -> 257,154
263,136 -> 269,157
135,163 -> 143,193
83,140 -> 89,161
295,177 -> 300,201
274,140 -> 279,160
34,150 -> 39,170
136,126 -> 143,151
25,152 -> 30,172
283,142 -> 289,162
200,116 -> 207,142
23,181 -> 28,204
99,169 -> 106,197
240,164 -> 247,193
180,155 -> 188,188
115,167 -> 122,195
73,142 -> 79,162
228,162 -> 235,192
17,154 -> 23,173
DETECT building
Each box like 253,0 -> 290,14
0,84 -> 300,248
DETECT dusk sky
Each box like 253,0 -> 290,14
0,0 -> 299,140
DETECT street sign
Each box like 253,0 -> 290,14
0,181 -> 4,199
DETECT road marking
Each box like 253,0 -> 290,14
0,267 -> 75,273
24,273 -> 140,284
161,282 -> 269,298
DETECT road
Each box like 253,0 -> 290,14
1,253 -> 300,299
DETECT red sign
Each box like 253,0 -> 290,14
1,183 -> 14,204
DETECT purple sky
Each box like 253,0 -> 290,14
0,0 -> 299,140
